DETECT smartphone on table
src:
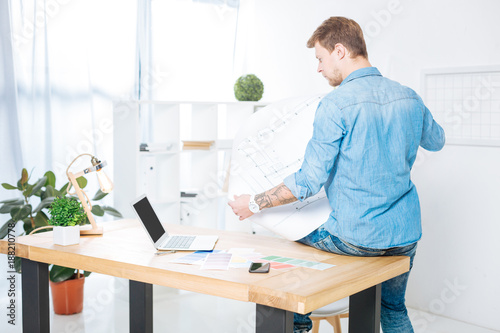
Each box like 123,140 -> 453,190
249,262 -> 270,273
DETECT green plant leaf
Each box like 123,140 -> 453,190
92,189 -> 108,201
50,265 -> 76,282
1,183 -> 18,190
23,218 -> 33,234
0,220 -> 13,239
23,184 -> 34,197
41,185 -> 56,200
0,200 -> 24,214
33,196 -> 56,214
25,176 -> 47,197
44,171 -> 56,188
91,205 -> 105,216
59,182 -> 69,195
102,206 -> 123,218
20,168 -> 29,185
10,204 -> 32,222
14,256 -> 22,273
0,198 -> 23,204
76,177 -> 87,189
34,211 -> 49,227
0,205 -> 12,214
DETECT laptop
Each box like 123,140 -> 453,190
131,194 -> 218,251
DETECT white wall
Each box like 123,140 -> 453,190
250,0 -> 500,330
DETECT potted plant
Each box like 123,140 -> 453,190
234,74 -> 264,101
49,265 -> 90,315
47,196 -> 86,245
0,168 -> 122,314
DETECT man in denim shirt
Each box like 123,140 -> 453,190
229,16 -> 445,333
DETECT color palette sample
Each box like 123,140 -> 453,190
201,253 -> 233,270
170,250 -> 335,271
260,256 -> 334,271
171,250 -> 219,265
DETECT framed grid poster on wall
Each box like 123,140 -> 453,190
421,66 -> 500,146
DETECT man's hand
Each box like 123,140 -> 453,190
228,194 -> 253,221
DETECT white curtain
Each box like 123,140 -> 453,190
1,0 -> 137,199
0,1 -> 23,199
1,0 -> 248,201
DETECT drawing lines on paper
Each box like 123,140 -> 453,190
236,94 -> 327,212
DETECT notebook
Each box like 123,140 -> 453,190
131,194 -> 218,251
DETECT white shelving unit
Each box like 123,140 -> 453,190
113,100 -> 267,229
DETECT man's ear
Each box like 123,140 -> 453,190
334,43 -> 347,60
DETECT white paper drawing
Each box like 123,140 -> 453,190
227,94 -> 332,240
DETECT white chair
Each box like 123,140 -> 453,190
310,297 -> 349,333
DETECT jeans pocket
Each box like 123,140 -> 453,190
336,238 -> 386,256
313,236 -> 345,255
313,239 -> 332,252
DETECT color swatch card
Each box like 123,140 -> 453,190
201,253 -> 233,270
260,256 -> 335,271
228,248 -> 259,268
269,262 -> 295,270
171,250 -> 219,265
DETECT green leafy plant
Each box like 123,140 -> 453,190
50,265 -> 91,283
1,168 -> 122,281
48,196 -> 86,227
234,74 -> 264,101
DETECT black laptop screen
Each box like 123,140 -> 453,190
132,196 -> 165,243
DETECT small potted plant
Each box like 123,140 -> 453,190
234,74 -> 264,101
1,168 -> 122,315
47,196 -> 86,246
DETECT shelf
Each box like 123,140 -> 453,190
139,150 -> 179,156
113,100 -> 267,229
179,190 -> 228,200
135,100 -> 268,107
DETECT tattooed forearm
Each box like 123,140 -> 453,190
255,183 -> 297,210
255,192 -> 273,209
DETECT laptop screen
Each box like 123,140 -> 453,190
132,196 -> 166,243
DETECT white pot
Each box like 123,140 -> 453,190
53,226 -> 80,246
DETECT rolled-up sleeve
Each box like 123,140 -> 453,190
420,105 -> 445,151
284,99 -> 345,202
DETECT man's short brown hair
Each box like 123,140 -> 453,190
307,17 -> 368,59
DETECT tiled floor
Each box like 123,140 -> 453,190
1,268 -> 498,333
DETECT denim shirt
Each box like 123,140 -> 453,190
284,67 -> 445,249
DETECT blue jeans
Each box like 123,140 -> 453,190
294,226 -> 417,333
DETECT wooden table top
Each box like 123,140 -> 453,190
1,219 -> 409,314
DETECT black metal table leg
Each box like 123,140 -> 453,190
349,283 -> 382,333
21,258 -> 50,333
255,304 -> 293,333
129,280 -> 153,333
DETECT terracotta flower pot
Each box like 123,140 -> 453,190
50,275 -> 85,315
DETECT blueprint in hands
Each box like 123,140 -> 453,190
227,94 -> 331,241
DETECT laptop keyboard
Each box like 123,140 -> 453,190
162,235 -> 196,249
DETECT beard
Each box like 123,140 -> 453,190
327,68 -> 343,87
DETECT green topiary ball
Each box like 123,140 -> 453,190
234,74 -> 264,101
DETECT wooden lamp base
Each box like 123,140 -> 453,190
79,225 -> 104,235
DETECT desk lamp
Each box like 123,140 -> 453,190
66,153 -> 114,235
